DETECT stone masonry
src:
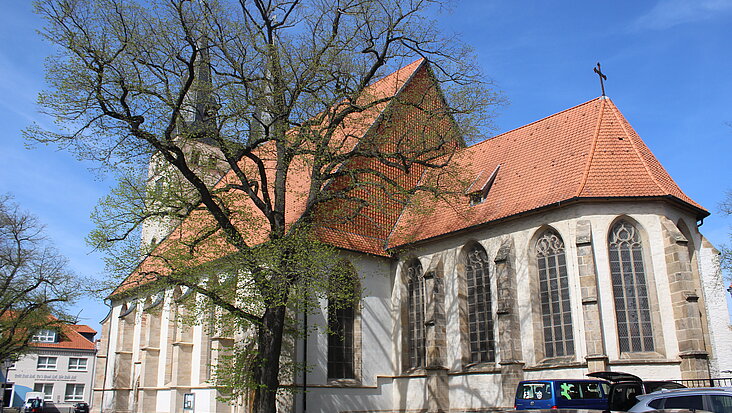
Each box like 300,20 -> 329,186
660,217 -> 709,379
575,220 -> 608,372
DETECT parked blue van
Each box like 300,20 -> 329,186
515,379 -> 610,410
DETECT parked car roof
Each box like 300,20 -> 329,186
629,387 -> 732,413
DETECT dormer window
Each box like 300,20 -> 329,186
468,192 -> 485,206
466,165 -> 500,206
32,329 -> 57,343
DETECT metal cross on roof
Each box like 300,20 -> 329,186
594,62 -> 607,97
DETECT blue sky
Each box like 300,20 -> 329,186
1,0 -> 731,334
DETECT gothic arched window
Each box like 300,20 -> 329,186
406,260 -> 426,369
535,230 -> 574,358
466,244 -> 495,363
608,220 -> 654,353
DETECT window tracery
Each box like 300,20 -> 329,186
466,244 -> 495,363
608,220 -> 654,353
406,260 -> 426,369
535,230 -> 574,358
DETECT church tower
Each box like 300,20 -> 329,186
140,38 -> 227,248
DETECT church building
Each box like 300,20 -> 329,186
92,60 -> 732,413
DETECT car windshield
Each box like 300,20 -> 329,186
518,383 -> 552,400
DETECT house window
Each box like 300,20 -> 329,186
64,384 -> 84,402
32,329 -> 57,343
406,260 -> 426,369
608,220 -> 654,353
466,244 -> 495,363
33,383 -> 53,400
536,230 -> 574,358
68,358 -> 88,371
37,356 -> 57,370
327,300 -> 355,379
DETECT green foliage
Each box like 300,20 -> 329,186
29,0 -> 500,410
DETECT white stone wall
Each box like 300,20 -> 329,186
8,348 -> 96,409
698,237 -> 732,376
141,140 -> 227,248
299,202 -> 723,412
296,252 -> 396,413
97,200 -> 732,412
94,292 -> 238,413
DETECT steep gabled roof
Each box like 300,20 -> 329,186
387,97 -> 707,247
114,59 -> 427,294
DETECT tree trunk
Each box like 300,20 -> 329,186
252,304 -> 287,413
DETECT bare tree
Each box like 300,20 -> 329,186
0,195 -> 79,365
29,0 -> 500,411
720,191 -> 732,285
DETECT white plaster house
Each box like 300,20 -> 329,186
4,323 -> 96,410
92,60 -> 732,413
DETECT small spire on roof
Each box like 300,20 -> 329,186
594,62 -> 608,97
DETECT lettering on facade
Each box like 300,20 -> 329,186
12,373 -> 78,380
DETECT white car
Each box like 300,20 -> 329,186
627,387 -> 732,413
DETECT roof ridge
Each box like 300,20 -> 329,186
606,98 -> 667,194
465,97 -> 603,150
352,59 -> 426,142
576,98 -> 607,197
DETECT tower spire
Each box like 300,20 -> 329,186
179,35 -> 219,141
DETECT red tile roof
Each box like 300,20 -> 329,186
113,63 -> 707,295
31,322 -> 96,351
71,324 -> 97,334
114,59 -> 428,293
387,97 -> 706,247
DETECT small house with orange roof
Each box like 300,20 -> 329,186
92,60 -> 732,413
3,320 -> 96,410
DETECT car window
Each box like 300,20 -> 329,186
648,398 -> 664,409
707,395 -> 732,413
661,395 -> 704,410
611,383 -> 642,411
555,381 -> 605,400
644,381 -> 685,393
517,383 -> 552,400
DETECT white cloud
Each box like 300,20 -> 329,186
634,0 -> 732,30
